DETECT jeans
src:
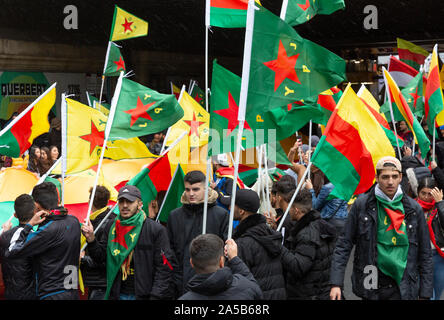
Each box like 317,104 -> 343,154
432,250 -> 444,300
119,293 -> 136,300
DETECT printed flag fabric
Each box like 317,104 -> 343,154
109,6 -> 148,41
284,0 -> 345,27
397,38 -> 429,71
104,42 -> 126,77
209,0 -> 261,28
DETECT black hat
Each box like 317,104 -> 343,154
118,185 -> 142,202
219,189 -> 260,213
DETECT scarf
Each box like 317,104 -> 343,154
105,210 -> 146,299
375,184 -> 409,286
416,198 -> 444,258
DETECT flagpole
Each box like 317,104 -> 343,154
433,125 -> 436,162
277,162 -> 312,232
383,67 -> 402,158
307,119 -> 312,176
0,83 -> 57,138
205,0 -> 210,113
98,41 -> 112,106
84,71 -> 123,223
263,144 -> 272,214
202,157 -> 211,234
256,145 -> 263,207
61,93 -> 67,206
227,0 -> 256,240
160,130 -> 187,157
280,0 -> 289,19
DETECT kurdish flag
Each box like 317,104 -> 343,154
0,83 -> 56,157
109,6 -> 148,41
208,0 -> 261,28
103,42 -> 126,77
108,78 -> 184,140
424,45 -> 444,136
402,71 -> 426,118
247,5 -> 346,115
283,0 -> 345,27
156,164 -> 185,224
383,67 -> 430,158
357,85 -> 405,149
126,154 -> 172,215
397,38 -> 429,71
311,84 -> 395,201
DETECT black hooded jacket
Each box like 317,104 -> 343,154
179,256 -> 263,300
281,210 -> 337,300
233,214 -> 286,299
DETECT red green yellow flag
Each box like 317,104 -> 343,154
383,67 -> 430,158
0,83 -> 56,157
311,83 -> 395,201
397,38 -> 429,71
424,45 -> 444,136
208,0 -> 261,28
109,6 -> 148,41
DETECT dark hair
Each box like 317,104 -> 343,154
37,146 -> 53,174
189,234 -> 224,274
280,188 -> 312,214
29,145 -> 40,164
49,145 -> 59,159
376,163 -> 398,177
89,186 -> 110,209
156,190 -> 167,208
275,175 -> 297,196
417,177 -> 437,194
14,194 -> 35,223
184,170 -> 206,185
32,182 -> 59,210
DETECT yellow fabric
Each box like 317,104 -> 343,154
357,86 -> 388,122
110,6 -> 148,41
93,100 -> 110,116
336,84 -> 395,168
166,90 -> 210,148
430,47 -> 444,127
29,85 -> 56,144
0,168 -> 38,202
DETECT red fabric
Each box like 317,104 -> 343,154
384,208 -> 406,235
147,154 -> 172,191
417,198 -> 436,211
216,166 -> 245,189
416,198 -> 444,258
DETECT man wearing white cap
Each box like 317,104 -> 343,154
329,156 -> 433,300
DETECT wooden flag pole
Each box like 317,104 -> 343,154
84,71 -> 123,223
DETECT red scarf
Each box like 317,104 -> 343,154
416,198 -> 444,258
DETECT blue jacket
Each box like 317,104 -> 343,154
310,183 -> 348,220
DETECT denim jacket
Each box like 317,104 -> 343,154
310,183 -> 348,220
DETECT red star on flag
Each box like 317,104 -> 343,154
384,208 -> 406,235
113,56 -> 126,72
184,112 -> 206,137
298,0 -> 310,11
194,94 -> 203,104
122,18 -> 133,33
79,121 -> 105,155
409,87 -> 420,108
214,91 -> 252,136
111,220 -> 135,250
263,40 -> 301,91
124,96 -> 155,127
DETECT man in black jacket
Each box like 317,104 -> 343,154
82,185 -> 175,300
80,186 -> 116,300
167,170 -> 229,298
221,189 -> 286,299
278,187 -> 337,299
0,194 -> 36,300
179,234 -> 263,300
5,182 -> 81,300
330,156 -> 433,300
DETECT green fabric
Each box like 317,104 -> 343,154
86,92 -> 111,110
375,194 -> 409,286
426,88 -> 444,136
104,42 -> 126,77
157,165 -> 185,223
126,167 -> 158,216
284,0 -> 345,26
210,7 -> 247,28
105,209 -> 146,299
190,84 -> 206,109
109,78 -> 184,140
247,6 -> 346,117
403,72 -> 424,118
0,129 -> 20,157
208,60 -> 323,157
0,201 -> 19,228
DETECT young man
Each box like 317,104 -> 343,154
0,194 -> 36,300
5,182 -> 81,300
82,185 -> 175,300
330,156 -> 433,300
220,189 -> 286,299
80,186 -> 116,300
278,188 -> 337,299
167,170 -> 229,298
179,234 -> 263,300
